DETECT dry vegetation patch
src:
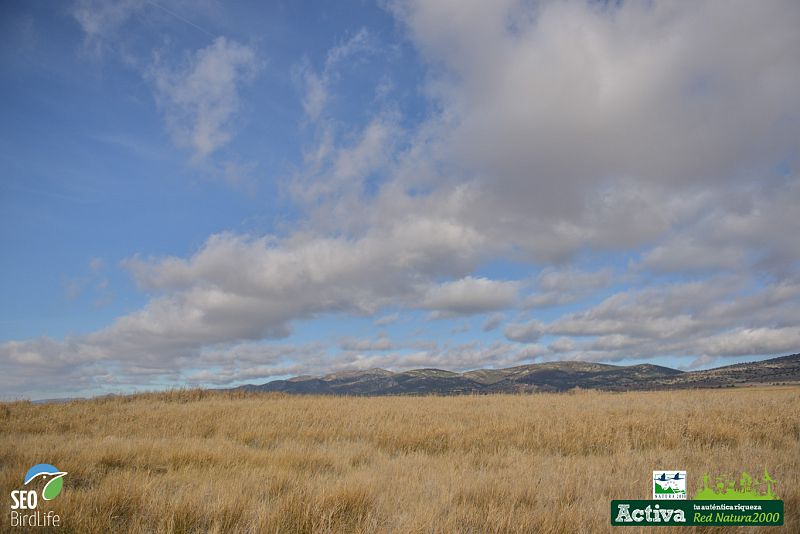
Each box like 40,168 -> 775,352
1,388 -> 798,533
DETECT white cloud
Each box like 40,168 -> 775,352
386,0 -> 800,262
641,238 -> 746,274
292,116 -> 400,207
397,0 -> 800,188
89,257 -> 106,273
298,28 -> 375,121
121,220 -> 482,343
640,181 -> 800,275
300,68 -> 327,121
481,313 -> 504,332
321,341 -> 544,375
548,337 -> 577,354
326,28 -> 373,65
71,1 -> 258,185
221,160 -> 258,193
0,217 -> 487,386
699,327 -> 800,357
504,320 -> 544,343
63,257 -> 113,306
374,313 -> 399,326
339,334 -> 393,351
71,0 -> 218,55
149,37 -> 259,160
421,277 -> 520,318
532,276 -> 800,362
71,0 -> 144,54
525,268 -> 612,308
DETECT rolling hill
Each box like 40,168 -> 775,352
236,353 -> 800,395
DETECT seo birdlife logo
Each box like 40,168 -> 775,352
9,464 -> 67,527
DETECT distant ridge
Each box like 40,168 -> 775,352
235,353 -> 800,395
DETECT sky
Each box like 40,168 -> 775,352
1,0 -> 799,400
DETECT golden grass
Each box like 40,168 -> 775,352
1,387 -> 798,533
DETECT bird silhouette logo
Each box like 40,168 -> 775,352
24,464 -> 67,500
653,470 -> 687,499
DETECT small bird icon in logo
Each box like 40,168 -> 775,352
24,464 -> 67,500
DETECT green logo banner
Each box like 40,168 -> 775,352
694,469 -> 779,500
611,500 -> 784,526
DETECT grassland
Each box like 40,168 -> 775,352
1,387 -> 798,533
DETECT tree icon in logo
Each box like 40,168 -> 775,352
694,469 -> 779,500
24,464 -> 67,500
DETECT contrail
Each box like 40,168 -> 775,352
147,0 -> 216,38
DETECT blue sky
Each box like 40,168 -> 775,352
1,0 -> 799,399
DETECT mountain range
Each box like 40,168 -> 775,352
236,353 -> 800,395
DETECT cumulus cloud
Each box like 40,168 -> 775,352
298,28 -> 375,121
641,238 -> 746,274
0,337 -> 547,397
421,277 -> 520,318
122,220 -> 482,340
63,257 -> 113,306
320,341 -> 546,375
71,1 -> 258,178
72,0 -> 217,55
339,334 -> 393,351
374,313 -> 399,326
72,0 -> 144,53
397,0 -> 800,187
301,68 -> 327,120
699,327 -> 800,357
387,0 -> 800,261
639,181 -> 800,275
0,216 -> 486,387
536,276 -> 800,362
481,313 -> 504,332
292,115 -> 400,207
525,268 -> 612,308
504,320 -> 544,343
149,37 -> 259,160
548,337 -> 578,354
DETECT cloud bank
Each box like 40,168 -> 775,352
2,0 -> 799,397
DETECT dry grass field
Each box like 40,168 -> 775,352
1,387 -> 798,533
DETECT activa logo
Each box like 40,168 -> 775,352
9,464 -> 67,527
